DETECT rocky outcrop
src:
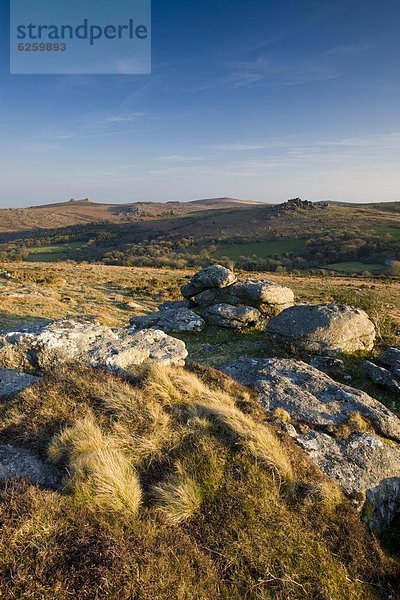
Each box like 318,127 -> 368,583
364,347 -> 400,393
195,279 -> 294,316
220,357 -> 400,526
381,347 -> 400,368
265,303 -> 375,354
181,265 -> 236,298
0,444 -> 59,488
364,477 -> 400,535
0,319 -> 188,373
221,358 -> 399,441
364,360 -> 400,393
130,307 -> 205,333
158,299 -> 193,311
203,304 -> 261,329
295,431 -> 400,499
0,369 -> 41,399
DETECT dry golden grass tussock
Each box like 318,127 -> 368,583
48,415 -> 107,464
347,411 -> 370,433
72,447 -> 142,517
144,365 -> 293,482
152,461 -> 202,525
273,407 -> 292,423
49,417 -> 142,518
113,399 -> 177,466
302,480 -> 344,512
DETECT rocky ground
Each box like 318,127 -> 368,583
0,262 -> 399,564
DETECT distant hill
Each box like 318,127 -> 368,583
316,200 -> 400,212
0,197 -> 399,239
190,197 -> 265,206
0,198 -> 260,234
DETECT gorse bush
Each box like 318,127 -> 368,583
0,364 -> 398,599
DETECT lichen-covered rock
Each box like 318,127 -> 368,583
221,358 -> 400,442
363,477 -> 400,535
130,307 -> 205,333
195,279 -> 294,316
309,356 -> 345,372
221,357 -> 400,514
265,303 -> 375,354
364,360 -> 400,393
0,319 -> 188,373
203,304 -> 261,329
181,265 -> 236,298
295,431 -> 400,498
381,347 -> 400,368
0,369 -> 41,399
0,444 -> 59,488
158,299 -> 193,311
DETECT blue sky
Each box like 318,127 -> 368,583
0,0 -> 399,206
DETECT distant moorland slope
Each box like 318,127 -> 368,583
0,198 -> 399,277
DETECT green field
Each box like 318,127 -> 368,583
323,261 -> 385,274
362,225 -> 400,238
214,238 -> 306,260
26,242 -> 83,262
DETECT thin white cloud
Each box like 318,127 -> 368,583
325,42 -> 377,55
224,54 -> 341,87
159,154 -> 212,162
213,132 -> 400,153
103,111 -> 148,123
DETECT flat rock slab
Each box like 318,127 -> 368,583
265,303 -> 375,354
181,265 -> 236,298
0,369 -> 41,399
364,360 -> 400,393
195,279 -> 294,316
221,358 -> 400,441
221,357 -> 400,513
381,347 -> 400,368
130,307 -> 205,333
365,477 -> 400,535
0,444 -> 59,488
0,319 -> 188,373
203,303 -> 261,329
296,431 -> 400,499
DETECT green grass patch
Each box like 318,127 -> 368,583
361,225 -> 400,238
214,238 -> 306,260
26,242 -> 83,262
323,262 -> 386,274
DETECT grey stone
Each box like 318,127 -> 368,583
364,477 -> 400,535
381,347 -> 400,368
0,319 -> 188,373
203,304 -> 261,329
220,358 -> 400,441
158,299 -> 193,311
195,278 -> 294,316
130,307 -> 205,333
0,270 -> 13,280
221,357 -> 400,511
181,265 -> 236,298
364,360 -> 400,393
310,356 -> 345,371
295,431 -> 400,499
0,369 -> 41,399
0,444 -> 59,488
265,303 -> 375,354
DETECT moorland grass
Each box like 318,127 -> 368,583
0,363 -> 398,599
